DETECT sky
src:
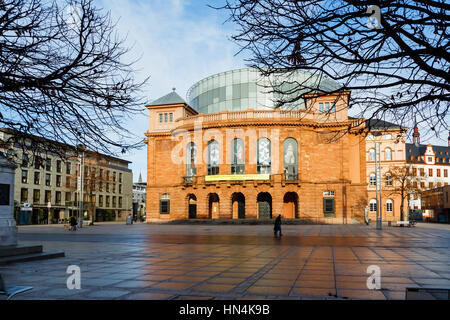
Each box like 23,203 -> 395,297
97,0 -> 247,182
94,0 -> 447,182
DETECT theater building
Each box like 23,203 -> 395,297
145,69 -> 375,223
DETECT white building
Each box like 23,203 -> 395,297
132,173 -> 146,219
406,129 -> 450,218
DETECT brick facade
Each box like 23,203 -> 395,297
145,92 -> 369,224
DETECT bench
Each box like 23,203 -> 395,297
0,273 -> 33,300
394,221 -> 415,227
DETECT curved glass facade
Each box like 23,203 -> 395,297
187,68 -> 341,114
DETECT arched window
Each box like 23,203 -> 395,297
370,173 -> 376,186
207,140 -> 219,175
385,173 -> 392,186
386,199 -> 393,212
369,199 -> 377,212
257,138 -> 271,174
369,149 -> 375,161
283,138 -> 298,181
231,138 -> 245,174
186,142 -> 197,177
385,148 -> 392,161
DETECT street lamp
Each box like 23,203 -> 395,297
372,131 -> 383,230
77,144 -> 86,229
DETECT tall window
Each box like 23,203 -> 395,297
231,138 -> 245,174
257,138 -> 271,174
45,173 -> 51,186
386,199 -> 393,212
429,168 -> 433,177
34,172 -> 40,185
22,170 -> 28,184
56,191 -> 61,205
207,140 -> 220,175
323,191 -> 335,217
370,174 -> 376,186
22,154 -> 29,167
186,142 -> 197,177
369,199 -> 377,212
385,148 -> 392,161
45,158 -> 51,171
34,156 -> 42,169
21,188 -> 28,203
56,175 -> 61,187
45,190 -> 51,203
385,174 -> 392,186
33,190 -> 40,203
160,194 -> 170,214
56,160 -> 62,173
66,162 -> 71,174
369,149 -> 375,161
283,138 -> 298,180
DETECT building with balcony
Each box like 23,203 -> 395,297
0,129 -> 133,224
145,71 -> 372,223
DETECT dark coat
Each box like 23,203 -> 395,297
274,216 -> 281,229
70,217 -> 77,226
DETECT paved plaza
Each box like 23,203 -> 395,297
1,222 -> 449,300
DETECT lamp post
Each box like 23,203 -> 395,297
77,144 -> 86,229
373,131 -> 383,230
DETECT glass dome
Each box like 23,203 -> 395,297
186,68 -> 342,114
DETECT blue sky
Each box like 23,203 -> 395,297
95,0 -> 447,182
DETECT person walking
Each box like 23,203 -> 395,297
69,216 -> 78,231
274,214 -> 282,238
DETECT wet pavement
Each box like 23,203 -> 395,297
1,222 -> 449,300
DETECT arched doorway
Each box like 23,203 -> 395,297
283,192 -> 298,219
188,194 -> 197,219
257,193 -> 272,219
208,193 -> 220,219
232,193 -> 245,219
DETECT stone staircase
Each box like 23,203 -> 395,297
0,245 -> 64,265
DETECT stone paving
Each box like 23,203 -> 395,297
1,222 -> 449,300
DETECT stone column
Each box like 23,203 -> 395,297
0,154 -> 18,246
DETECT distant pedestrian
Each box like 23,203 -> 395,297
70,216 -> 77,231
274,214 -> 282,238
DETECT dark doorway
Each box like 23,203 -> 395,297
283,192 -> 299,219
232,193 -> 245,219
188,194 -> 197,219
257,192 -> 272,219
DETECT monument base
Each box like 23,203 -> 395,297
0,218 -> 18,247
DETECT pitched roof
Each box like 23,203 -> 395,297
147,90 -> 186,107
406,143 -> 450,164
347,117 -> 404,131
365,119 -> 405,130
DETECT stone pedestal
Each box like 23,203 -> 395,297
0,153 -> 18,247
